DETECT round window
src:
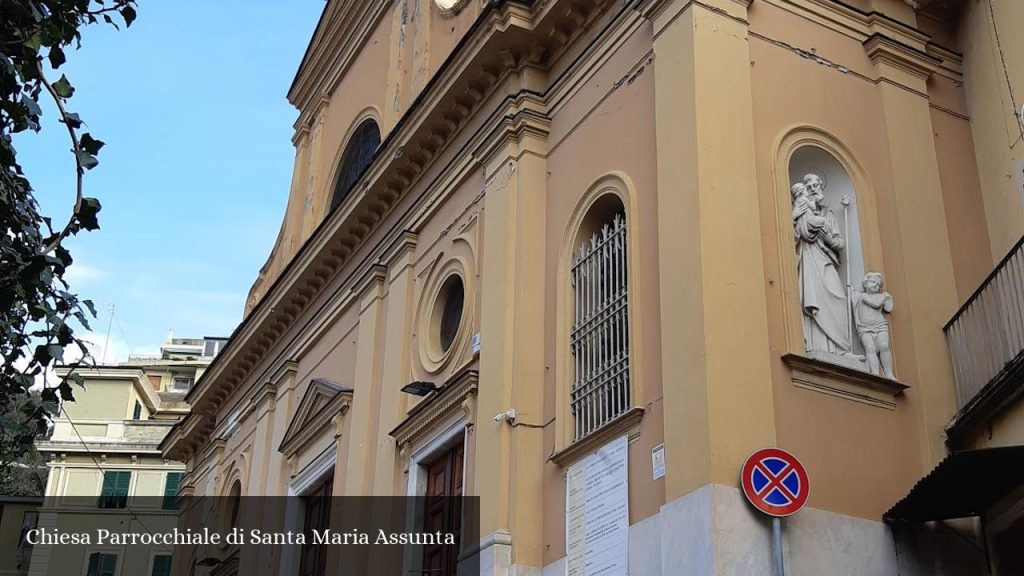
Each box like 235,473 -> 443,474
439,276 -> 464,352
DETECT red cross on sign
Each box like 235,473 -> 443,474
741,447 -> 810,517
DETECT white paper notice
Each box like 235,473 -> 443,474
565,435 -> 629,576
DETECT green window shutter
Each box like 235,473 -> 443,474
87,553 -> 117,576
98,471 -> 131,509
101,553 -> 117,576
98,472 -> 115,508
133,400 -> 142,420
151,555 -> 172,576
163,472 -> 182,510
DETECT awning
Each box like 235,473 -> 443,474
885,446 -> 1024,522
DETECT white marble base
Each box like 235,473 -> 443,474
533,483 -> 986,576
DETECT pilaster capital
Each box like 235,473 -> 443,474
863,33 -> 940,84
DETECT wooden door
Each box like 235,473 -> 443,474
299,475 -> 333,576
423,443 -> 463,576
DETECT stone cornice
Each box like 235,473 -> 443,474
782,353 -> 909,410
550,406 -> 644,467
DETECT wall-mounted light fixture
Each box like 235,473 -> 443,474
401,381 -> 438,397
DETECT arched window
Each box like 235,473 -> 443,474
330,119 -> 381,212
570,194 -> 629,441
221,479 -> 242,535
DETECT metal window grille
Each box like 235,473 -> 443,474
570,212 -> 629,441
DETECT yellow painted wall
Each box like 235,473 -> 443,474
961,0 -> 1024,260
62,379 -> 132,422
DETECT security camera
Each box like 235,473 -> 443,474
493,408 -> 516,423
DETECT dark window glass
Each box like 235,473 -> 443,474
228,481 -> 242,530
330,119 -> 382,212
440,278 -> 464,352
151,555 -> 172,576
132,400 -> 142,420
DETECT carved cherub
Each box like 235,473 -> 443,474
852,272 -> 895,379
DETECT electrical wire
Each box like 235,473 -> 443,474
987,0 -> 1023,146
57,406 -> 174,552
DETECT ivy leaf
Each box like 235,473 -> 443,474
75,149 -> 98,170
21,95 -> 42,118
121,6 -> 137,27
24,33 -> 42,52
49,46 -> 66,69
80,133 -> 105,155
59,380 -> 77,402
76,197 -> 102,230
52,74 -> 74,98
83,299 -> 97,317
64,112 -> 82,129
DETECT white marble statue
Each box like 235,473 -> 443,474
792,173 -> 852,355
852,272 -> 895,379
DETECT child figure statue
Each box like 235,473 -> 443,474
852,272 -> 895,379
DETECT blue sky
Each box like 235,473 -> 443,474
15,2 -> 325,363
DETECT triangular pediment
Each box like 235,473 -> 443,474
278,378 -> 353,456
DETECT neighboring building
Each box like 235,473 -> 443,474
161,1 -> 1023,576
0,497 -> 42,576
28,337 -> 225,576
881,2 -> 1024,574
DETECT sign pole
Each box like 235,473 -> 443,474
771,517 -> 785,576
741,448 -> 808,576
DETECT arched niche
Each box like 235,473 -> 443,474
775,128 -> 885,371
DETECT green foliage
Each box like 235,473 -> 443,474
1,0 -> 136,468
0,397 -> 47,496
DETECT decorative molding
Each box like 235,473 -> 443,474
278,378 -> 354,457
391,369 -> 478,448
782,353 -> 908,410
550,406 -> 643,467
379,230 -> 419,273
863,33 -> 941,81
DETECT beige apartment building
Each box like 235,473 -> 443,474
29,337 -> 225,576
162,0 -> 1024,574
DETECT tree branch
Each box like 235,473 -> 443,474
36,60 -> 84,255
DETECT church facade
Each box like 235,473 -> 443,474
162,0 -> 1024,574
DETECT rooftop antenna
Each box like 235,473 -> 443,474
101,302 -> 115,365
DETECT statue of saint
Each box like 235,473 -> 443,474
852,272 -> 895,379
792,173 -> 851,354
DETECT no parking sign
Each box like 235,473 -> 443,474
741,447 -> 810,517
741,447 -> 810,576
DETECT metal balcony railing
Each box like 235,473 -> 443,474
945,236 -> 1024,411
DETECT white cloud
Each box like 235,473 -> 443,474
64,263 -> 107,286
